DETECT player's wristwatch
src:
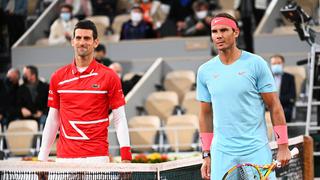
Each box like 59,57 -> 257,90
202,151 -> 210,159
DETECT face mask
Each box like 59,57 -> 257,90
196,10 -> 208,19
271,64 -> 283,75
60,12 -> 71,21
160,4 -> 170,14
131,12 -> 142,23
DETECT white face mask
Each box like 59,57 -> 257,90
131,12 -> 142,22
160,4 -> 170,14
196,10 -> 208,19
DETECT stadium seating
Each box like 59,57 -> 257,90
265,111 -> 274,141
165,115 -> 199,151
128,115 -> 161,152
6,120 -> 38,156
181,91 -> 200,116
111,14 -> 130,35
145,91 -> 179,123
85,16 -> 110,39
163,70 -> 195,103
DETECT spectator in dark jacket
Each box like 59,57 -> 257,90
270,55 -> 296,122
0,68 -> 20,129
120,5 -> 156,40
17,65 -> 49,128
182,0 -> 212,36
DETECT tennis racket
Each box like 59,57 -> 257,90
222,147 -> 299,180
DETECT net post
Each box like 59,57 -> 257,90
303,135 -> 314,180
157,167 -> 160,180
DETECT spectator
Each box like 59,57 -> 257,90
270,54 -> 296,122
0,68 -> 20,129
17,65 -> 49,129
139,0 -> 169,30
109,62 -> 141,95
65,0 -> 92,20
48,3 -> 78,45
95,44 -> 113,66
182,0 -> 212,36
109,62 -> 123,78
120,5 -> 156,40
91,0 -> 117,23
1,0 -> 28,46
167,0 -> 194,35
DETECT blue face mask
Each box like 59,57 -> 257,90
271,64 -> 283,75
60,12 -> 71,21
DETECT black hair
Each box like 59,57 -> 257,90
60,3 -> 73,12
25,65 -> 38,79
95,44 -> 106,53
192,0 -> 209,11
271,54 -> 285,63
73,20 -> 98,39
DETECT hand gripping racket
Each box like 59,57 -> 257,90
222,147 -> 299,180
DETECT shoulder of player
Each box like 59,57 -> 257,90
198,56 -> 218,72
96,63 -> 119,79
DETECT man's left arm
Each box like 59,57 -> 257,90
112,105 -> 132,163
261,92 -> 291,166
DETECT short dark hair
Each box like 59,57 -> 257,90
131,4 -> 144,13
95,44 -> 106,53
60,3 -> 73,12
192,0 -> 209,11
73,20 -> 98,39
271,54 -> 285,63
25,65 -> 38,79
213,12 -> 239,30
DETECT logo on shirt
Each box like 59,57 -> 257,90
92,84 -> 100,88
213,74 -> 220,79
238,71 -> 246,76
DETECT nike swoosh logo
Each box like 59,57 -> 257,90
275,131 -> 280,139
238,72 -> 246,75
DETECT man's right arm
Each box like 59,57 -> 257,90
199,101 -> 213,180
38,107 -> 60,161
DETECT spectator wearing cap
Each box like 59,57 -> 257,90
120,5 -> 156,40
94,44 -> 113,66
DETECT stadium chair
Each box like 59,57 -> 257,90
6,120 -> 38,156
265,111 -> 274,141
284,66 -> 306,97
123,72 -> 143,82
85,16 -> 110,38
128,116 -> 161,152
165,115 -> 199,152
111,14 -> 130,35
163,70 -> 195,103
181,91 -> 200,116
145,91 -> 179,123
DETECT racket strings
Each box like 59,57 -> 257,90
225,165 -> 261,180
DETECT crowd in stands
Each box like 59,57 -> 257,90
0,66 -> 49,131
0,0 -> 273,55
0,43 -> 141,132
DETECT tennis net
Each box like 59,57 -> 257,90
0,135 -> 313,180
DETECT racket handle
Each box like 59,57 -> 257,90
276,147 -> 299,167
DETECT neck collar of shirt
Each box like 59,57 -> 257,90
71,59 -> 98,75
